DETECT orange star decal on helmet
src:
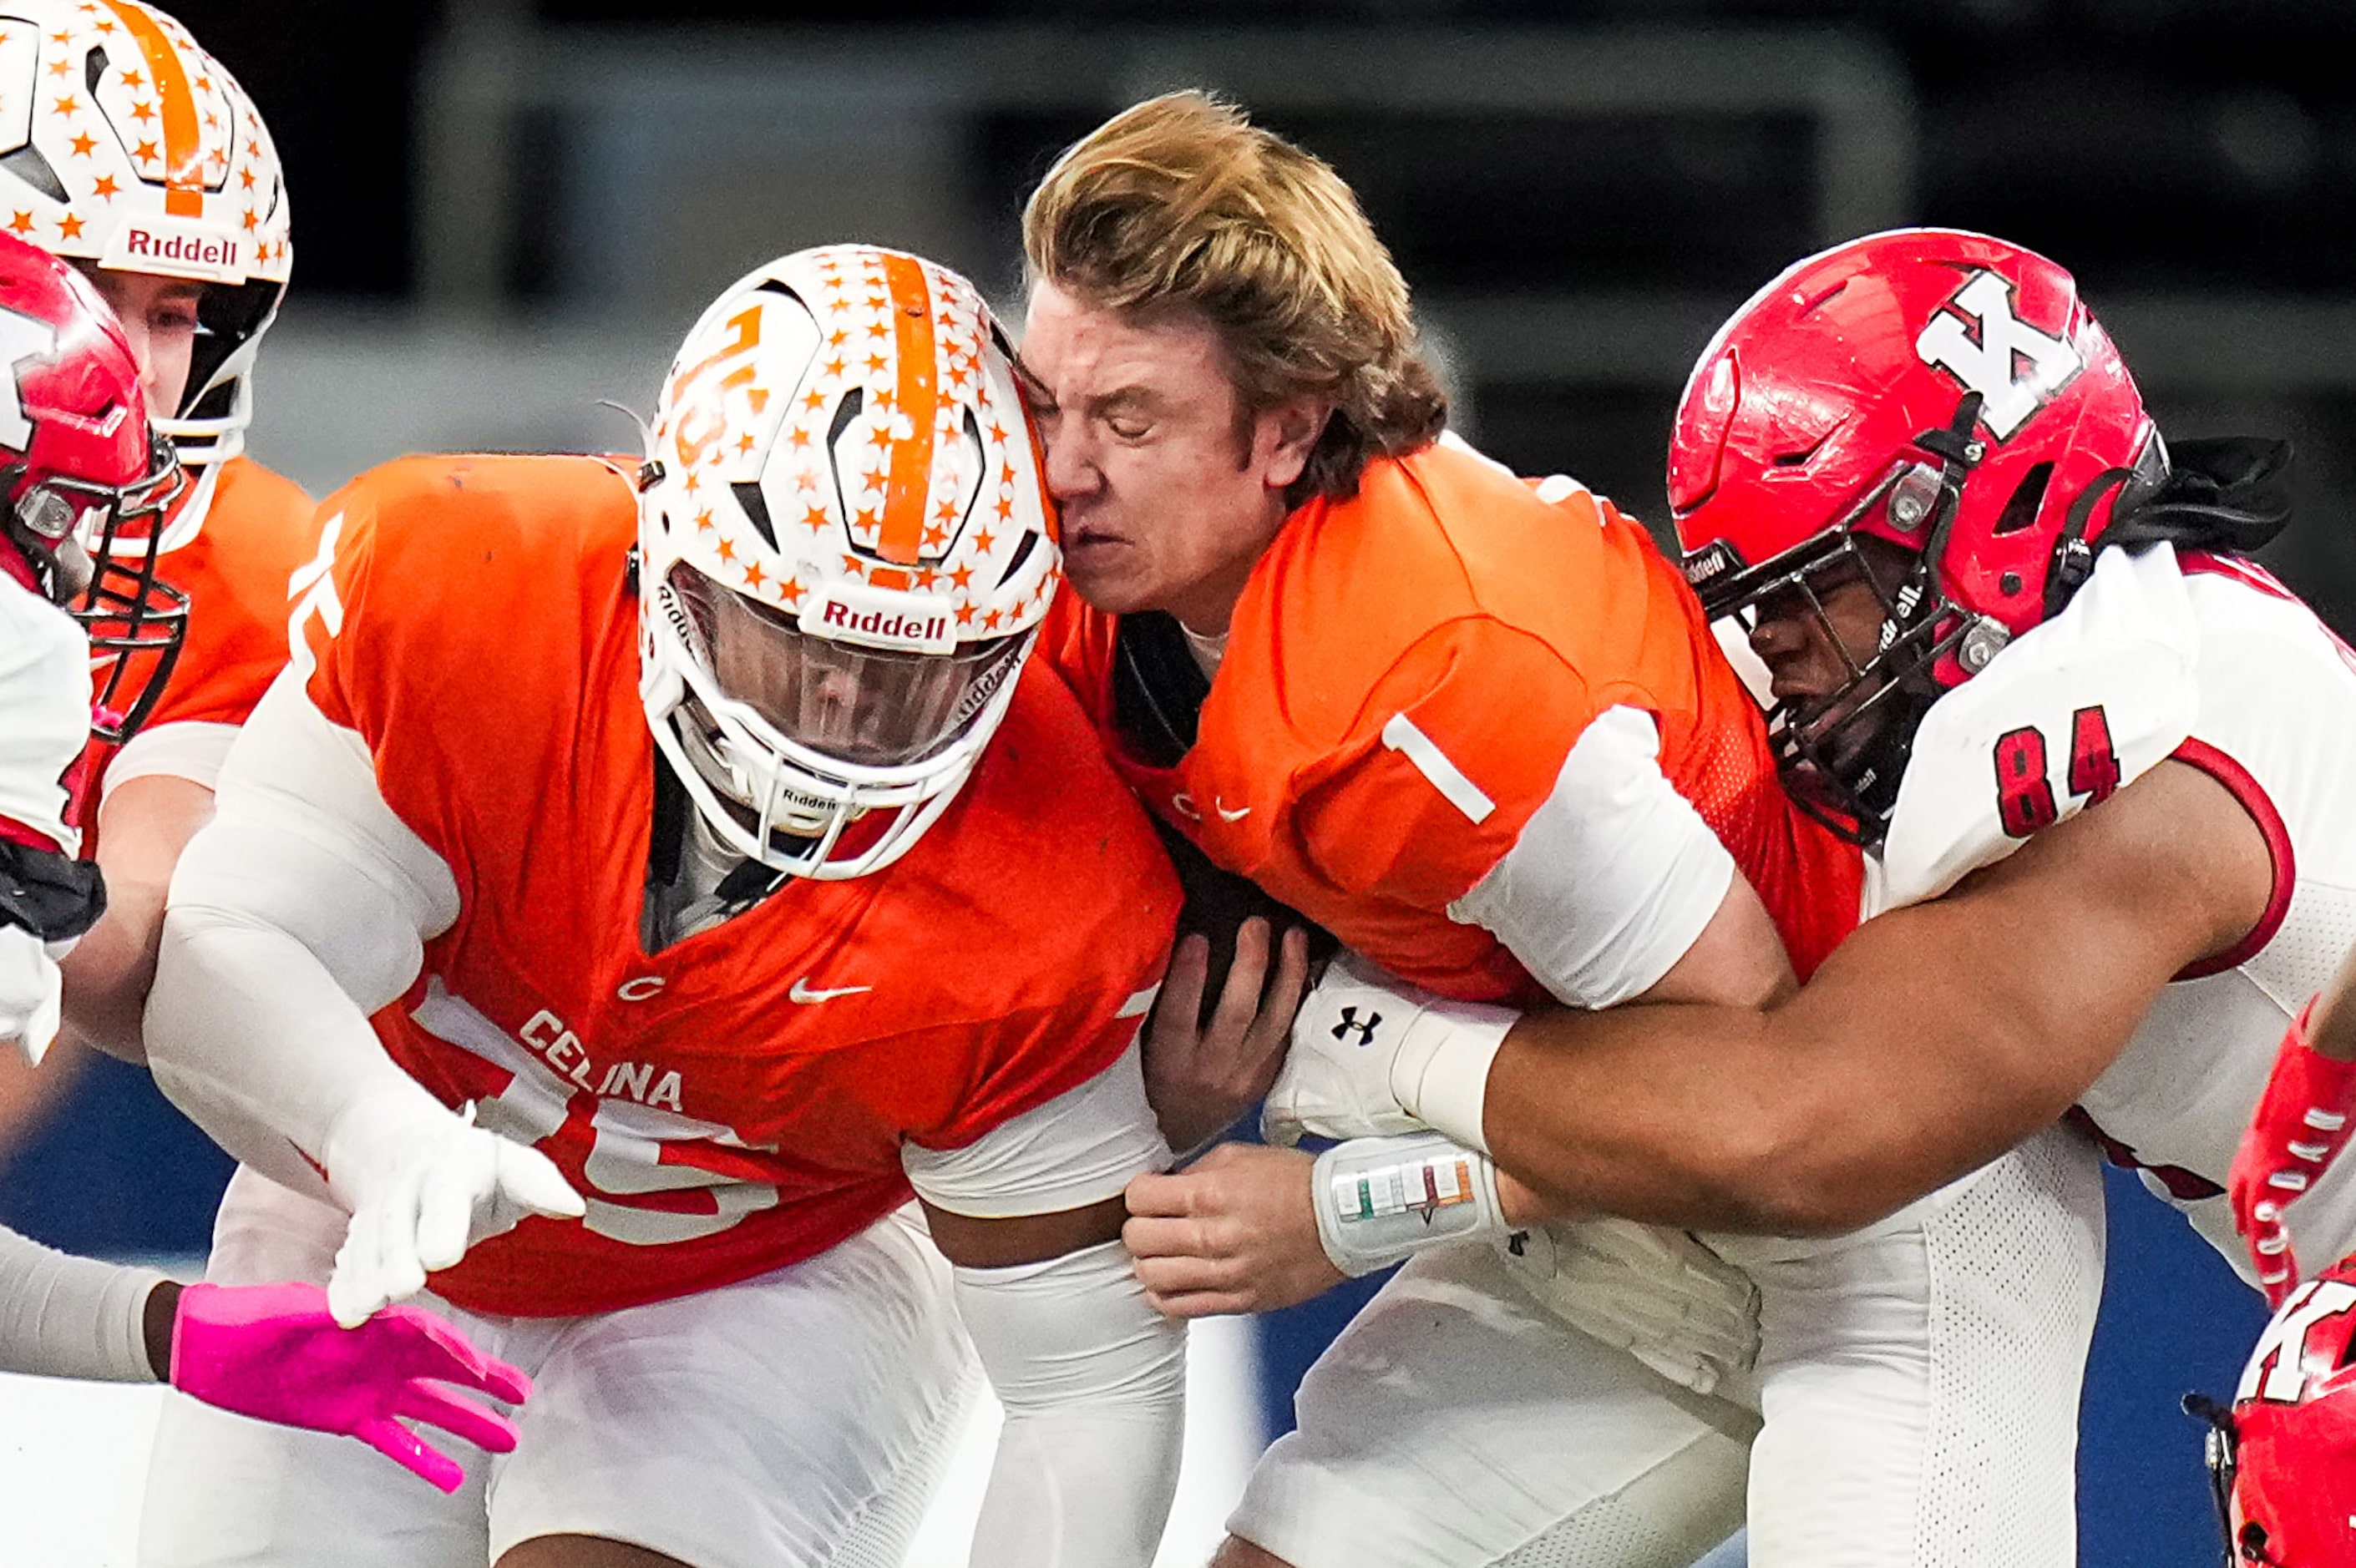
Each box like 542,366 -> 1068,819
950,564 -> 973,589
742,562 -> 766,589
53,94 -> 78,115
128,99 -> 155,124
90,174 -> 118,199
955,602 -> 975,626
973,528 -> 996,554
713,538 -> 736,564
994,493 -> 1016,522
67,131 -> 96,157
801,504 -> 828,533
133,139 -> 159,162
692,508 -> 713,533
56,213 -> 83,240
117,67 -> 143,89
5,212 -> 30,235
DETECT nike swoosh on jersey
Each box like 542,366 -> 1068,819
789,978 -> 872,1004
1213,798 -> 1251,822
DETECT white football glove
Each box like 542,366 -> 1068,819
1499,1217 -> 1761,1398
0,925 -> 63,1067
1263,951 -> 1517,1153
320,1085 -> 585,1328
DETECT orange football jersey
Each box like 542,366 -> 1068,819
297,454 -> 1179,1317
1046,442 -> 1861,1006
138,456 -> 317,733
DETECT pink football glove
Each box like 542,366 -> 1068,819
169,1281 -> 529,1493
2231,1000 -> 2356,1308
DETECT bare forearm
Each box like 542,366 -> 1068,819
1489,888 -> 2183,1233
58,775 -> 216,1063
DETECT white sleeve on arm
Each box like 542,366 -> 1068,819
955,1241 -> 1188,1568
144,668 -> 462,1198
0,1222 -> 165,1383
900,1039 -> 1169,1217
1447,704 -> 1735,1009
902,1041 -> 1187,1566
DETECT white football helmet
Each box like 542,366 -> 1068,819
0,1 -> 291,473
639,245 -> 1059,880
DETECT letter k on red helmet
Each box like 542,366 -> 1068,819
1667,228 -> 2167,839
2187,1257 -> 2356,1566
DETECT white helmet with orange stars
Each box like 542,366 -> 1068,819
638,245 -> 1059,880
0,1 -> 291,470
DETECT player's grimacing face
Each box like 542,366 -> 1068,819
1021,281 -> 1310,634
72,266 -> 201,419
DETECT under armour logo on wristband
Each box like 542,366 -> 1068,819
1331,1008 -> 1383,1046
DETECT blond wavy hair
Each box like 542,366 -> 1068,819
1022,91 -> 1447,506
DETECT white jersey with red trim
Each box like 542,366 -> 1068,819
1865,540 -> 2356,1283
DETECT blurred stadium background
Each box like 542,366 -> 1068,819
7,0 -> 2351,1561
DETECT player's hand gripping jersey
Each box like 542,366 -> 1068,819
1046,437 -> 1862,1010
1871,540 -> 2356,1281
267,454 -> 1178,1316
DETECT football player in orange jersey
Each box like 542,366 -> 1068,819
1021,96 -> 2106,1568
138,246 -> 1191,1568
0,0 -> 314,1064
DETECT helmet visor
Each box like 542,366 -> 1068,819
672,564 -> 1027,770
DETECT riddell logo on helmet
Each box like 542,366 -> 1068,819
819,600 -> 947,644
96,219 -> 253,285
1682,539 -> 1744,588
798,584 -> 959,654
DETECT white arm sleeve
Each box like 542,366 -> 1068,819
1447,705 -> 1736,1008
957,1239 -> 1188,1568
0,1222 -> 166,1383
102,720 -> 242,798
0,579 -> 92,852
145,668 -> 462,1198
900,1039 -> 1169,1219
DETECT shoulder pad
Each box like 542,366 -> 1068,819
1877,544 -> 2201,909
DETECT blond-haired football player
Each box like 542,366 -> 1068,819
1025,94 -> 2105,1568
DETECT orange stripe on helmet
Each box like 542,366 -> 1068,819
102,2 -> 205,218
877,253 -> 940,567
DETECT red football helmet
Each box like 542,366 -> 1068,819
0,233 -> 188,743
1669,228 -> 2166,839
2187,1258 -> 2356,1565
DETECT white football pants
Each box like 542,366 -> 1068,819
1230,1125 -> 2106,1568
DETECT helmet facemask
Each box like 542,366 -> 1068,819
645,559 -> 1034,879
1701,396 -> 2003,847
69,428 -> 192,744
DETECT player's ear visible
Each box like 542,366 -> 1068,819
1259,397 -> 1331,490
